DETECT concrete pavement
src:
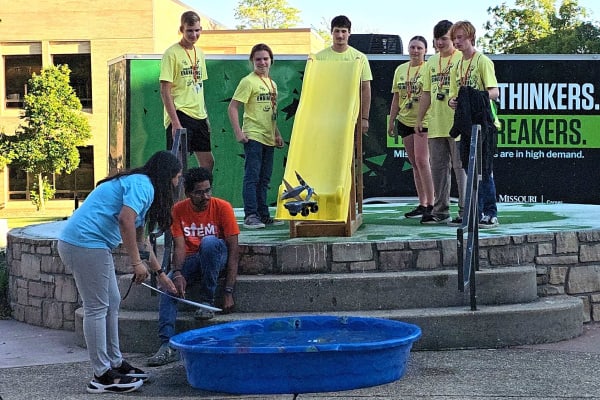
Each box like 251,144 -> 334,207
1,318 -> 600,399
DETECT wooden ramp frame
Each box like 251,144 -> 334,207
289,125 -> 364,238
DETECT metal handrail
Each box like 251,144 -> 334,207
456,124 -> 482,311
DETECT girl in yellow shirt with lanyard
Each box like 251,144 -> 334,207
228,43 -> 284,229
388,36 -> 435,219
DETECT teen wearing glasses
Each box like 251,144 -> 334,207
148,167 -> 240,366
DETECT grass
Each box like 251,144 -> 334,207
6,215 -> 68,229
0,213 -> 70,229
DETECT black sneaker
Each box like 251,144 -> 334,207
447,216 -> 463,226
420,214 -> 451,224
113,359 -> 149,381
87,369 -> 143,394
404,205 -> 428,219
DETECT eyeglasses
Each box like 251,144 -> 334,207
190,187 -> 212,197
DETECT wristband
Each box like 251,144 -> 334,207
131,260 -> 144,267
172,269 -> 182,276
153,268 -> 165,277
224,286 -> 234,294
361,117 -> 369,120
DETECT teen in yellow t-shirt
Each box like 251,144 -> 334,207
228,43 -> 284,229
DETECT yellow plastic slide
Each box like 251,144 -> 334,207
275,58 -> 361,222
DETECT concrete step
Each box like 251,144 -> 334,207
75,295 -> 584,352
118,266 -> 538,313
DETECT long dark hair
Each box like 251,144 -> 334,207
97,151 -> 182,232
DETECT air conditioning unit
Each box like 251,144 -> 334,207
348,34 -> 403,54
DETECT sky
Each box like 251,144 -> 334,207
185,0 -> 600,53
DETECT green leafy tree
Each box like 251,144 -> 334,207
512,22 -> 600,53
481,0 -> 597,53
0,65 -> 91,210
234,0 -> 301,29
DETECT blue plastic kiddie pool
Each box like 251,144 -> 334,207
169,315 -> 421,394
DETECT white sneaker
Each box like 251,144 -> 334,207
479,215 -> 499,228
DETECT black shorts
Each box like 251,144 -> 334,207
396,120 -> 427,138
166,110 -> 211,152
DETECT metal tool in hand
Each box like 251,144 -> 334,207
141,282 -> 222,312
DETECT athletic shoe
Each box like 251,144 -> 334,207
479,215 -> 499,228
447,216 -> 463,226
404,205 -> 428,219
147,343 -> 180,367
113,359 -> 149,381
194,307 -> 215,320
87,369 -> 143,394
243,214 -> 265,229
420,214 -> 451,224
261,216 -> 284,226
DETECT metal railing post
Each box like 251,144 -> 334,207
457,124 -> 482,311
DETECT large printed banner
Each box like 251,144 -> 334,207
371,55 -> 600,205
110,55 -> 599,207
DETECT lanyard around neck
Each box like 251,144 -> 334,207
181,44 -> 198,82
406,61 -> 423,100
436,49 -> 455,91
459,52 -> 477,86
258,73 -> 277,118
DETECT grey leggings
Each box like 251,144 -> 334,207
57,240 -> 123,376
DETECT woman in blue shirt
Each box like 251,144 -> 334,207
58,150 -> 181,393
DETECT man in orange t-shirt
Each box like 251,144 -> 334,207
148,167 -> 240,366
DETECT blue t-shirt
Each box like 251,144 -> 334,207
59,174 -> 154,249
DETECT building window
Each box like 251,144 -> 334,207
4,55 -> 42,108
8,146 -> 95,200
54,146 -> 94,199
53,54 -> 92,109
7,168 -> 28,200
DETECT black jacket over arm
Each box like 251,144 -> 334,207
449,85 -> 498,175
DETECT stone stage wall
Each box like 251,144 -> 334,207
6,229 -> 600,330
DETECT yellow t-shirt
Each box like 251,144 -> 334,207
159,42 -> 208,127
391,61 -> 428,128
231,72 -> 278,146
315,46 -> 373,82
449,52 -> 500,128
449,52 -> 498,96
422,50 -> 462,138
